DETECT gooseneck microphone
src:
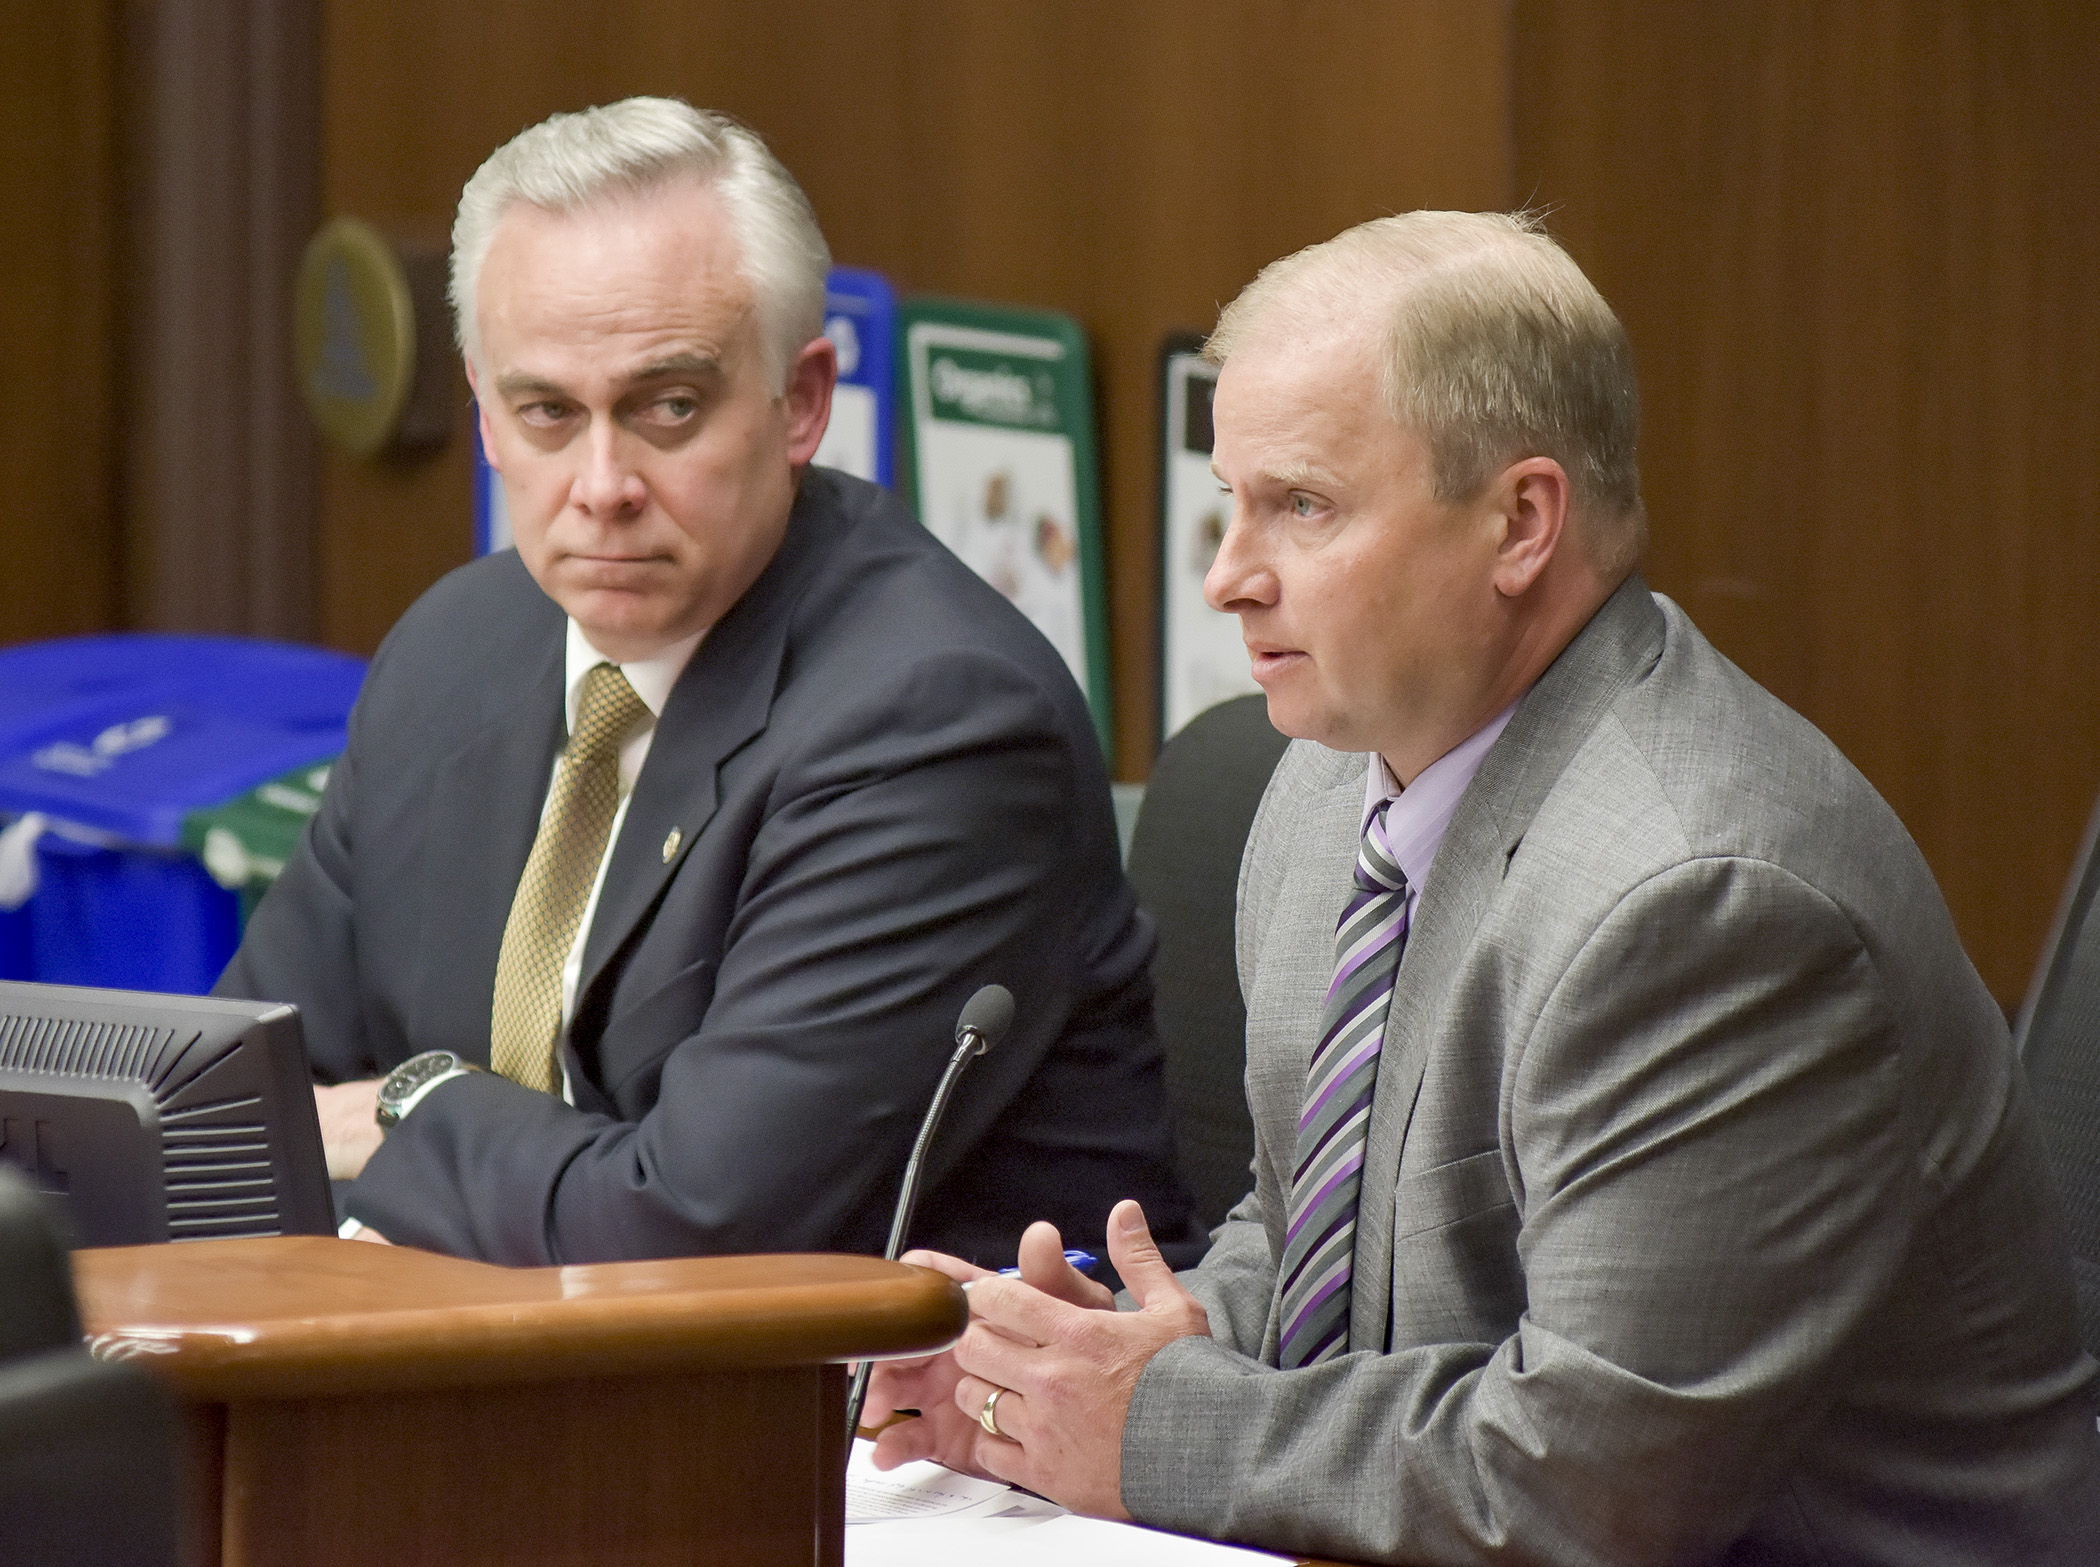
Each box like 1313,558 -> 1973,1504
845,983 -> 1015,1441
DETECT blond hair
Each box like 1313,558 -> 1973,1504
1207,211 -> 1646,575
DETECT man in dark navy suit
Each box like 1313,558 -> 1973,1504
219,97 -> 1193,1269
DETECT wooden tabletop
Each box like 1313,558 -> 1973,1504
74,1236 -> 967,1400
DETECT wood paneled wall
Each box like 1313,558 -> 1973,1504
1514,0 -> 2100,1002
9,3 -> 2093,1004
0,3 -> 121,642
314,0 -> 1514,763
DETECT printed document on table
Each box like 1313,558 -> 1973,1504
845,1441 -> 1291,1566
846,1451 -> 1027,1523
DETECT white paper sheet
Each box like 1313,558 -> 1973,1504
846,1452 -> 1016,1523
844,1441 -> 1292,1565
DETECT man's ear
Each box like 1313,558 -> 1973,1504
782,335 -> 840,467
1489,456 -> 1571,598
465,359 -> 501,474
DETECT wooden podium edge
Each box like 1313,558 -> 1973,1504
76,1237 -> 968,1401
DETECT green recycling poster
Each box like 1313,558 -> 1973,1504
899,298 -> 1112,755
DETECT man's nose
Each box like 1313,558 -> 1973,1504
1203,512 -> 1276,614
573,423 -> 647,516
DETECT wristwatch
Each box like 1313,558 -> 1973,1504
374,1050 -> 483,1129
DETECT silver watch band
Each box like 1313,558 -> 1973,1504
391,1065 -> 476,1124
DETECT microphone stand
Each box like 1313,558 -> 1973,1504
844,985 -> 1011,1443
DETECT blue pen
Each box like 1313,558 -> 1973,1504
998,1248 -> 1097,1277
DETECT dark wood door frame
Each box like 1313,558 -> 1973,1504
124,0 -> 321,641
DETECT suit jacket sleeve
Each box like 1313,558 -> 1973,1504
345,646 -> 1099,1266
1124,855 -> 1922,1566
216,654 -> 376,1083
1178,1186 -> 1279,1359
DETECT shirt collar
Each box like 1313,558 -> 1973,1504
1362,700 -> 1520,895
563,619 -> 706,732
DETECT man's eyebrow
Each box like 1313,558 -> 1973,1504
1269,459 -> 1343,491
493,372 -> 565,399
490,353 -> 725,402
627,352 -> 723,382
1220,458 -> 1344,492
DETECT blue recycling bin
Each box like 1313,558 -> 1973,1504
0,634 -> 365,992
27,835 -> 240,993
0,900 -> 26,981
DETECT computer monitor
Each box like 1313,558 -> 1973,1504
0,981 -> 331,1246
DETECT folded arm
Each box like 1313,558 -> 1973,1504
348,654 -> 1112,1264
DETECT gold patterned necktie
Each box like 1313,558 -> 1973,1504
490,662 -> 650,1092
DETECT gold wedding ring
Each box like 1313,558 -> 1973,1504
977,1385 -> 1010,1439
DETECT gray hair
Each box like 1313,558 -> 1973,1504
1206,211 -> 1646,576
450,97 -> 830,391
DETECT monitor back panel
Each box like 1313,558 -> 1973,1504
0,983 -> 331,1245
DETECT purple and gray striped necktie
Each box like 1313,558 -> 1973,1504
1276,799 -> 1410,1369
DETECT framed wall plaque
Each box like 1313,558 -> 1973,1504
296,217 -> 452,460
296,217 -> 414,458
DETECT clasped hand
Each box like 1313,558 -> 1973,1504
315,1079 -> 383,1179
313,1080 -> 391,1244
862,1198 -> 1211,1518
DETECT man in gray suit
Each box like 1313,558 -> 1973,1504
865,212 -> 2100,1562
218,99 -> 1195,1269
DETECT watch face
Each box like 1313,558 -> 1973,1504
382,1051 -> 458,1110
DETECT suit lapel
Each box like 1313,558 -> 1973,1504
1349,576 -> 1667,1350
572,614 -> 781,994
412,634 -> 566,1066
572,477 -> 846,1004
1349,781 -> 1510,1350
1467,575 -> 1666,866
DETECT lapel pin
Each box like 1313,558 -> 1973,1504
661,827 -> 682,863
